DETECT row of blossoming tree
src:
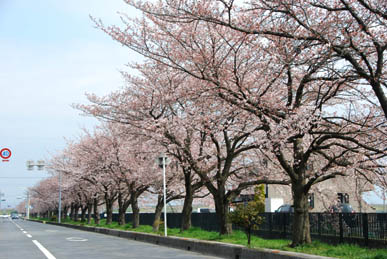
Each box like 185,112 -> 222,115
24,0 -> 385,247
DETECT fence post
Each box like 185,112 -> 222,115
282,213 -> 287,238
362,213 -> 369,246
339,213 -> 343,243
318,213 -> 322,237
268,213 -> 272,235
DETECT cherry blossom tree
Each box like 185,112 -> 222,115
65,133 -> 119,224
79,63 -> 290,235
88,2 -> 386,246
29,177 -> 60,219
129,0 -> 387,118
145,175 -> 185,232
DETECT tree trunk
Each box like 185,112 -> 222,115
87,201 -> 93,225
180,172 -> 194,232
152,195 -> 164,232
117,192 -> 131,225
69,204 -> 74,220
93,198 -> 100,225
118,208 -> 125,226
290,138 -> 312,247
369,76 -> 387,119
105,196 -> 113,225
247,227 -> 251,246
63,206 -> 69,220
117,192 -> 124,225
131,194 -> 140,228
180,192 -> 193,232
291,183 -> 311,247
118,202 -> 131,225
73,205 -> 80,221
80,205 -> 87,222
214,194 -> 232,235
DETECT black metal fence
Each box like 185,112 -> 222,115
109,212 -> 386,248
111,212 -> 220,232
254,212 -> 386,248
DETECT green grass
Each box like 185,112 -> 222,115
33,217 -> 387,259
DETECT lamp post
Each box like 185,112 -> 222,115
26,191 -> 30,219
158,153 -> 169,236
26,160 -> 48,220
0,191 -> 5,213
16,194 -> 28,218
58,171 -> 62,223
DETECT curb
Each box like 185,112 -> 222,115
29,220 -> 335,259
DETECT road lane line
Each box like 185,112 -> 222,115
32,240 -> 56,259
66,237 -> 88,242
12,221 -> 22,229
26,234 -> 32,238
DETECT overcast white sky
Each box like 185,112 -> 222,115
0,0 -> 140,207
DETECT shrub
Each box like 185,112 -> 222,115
229,185 -> 265,246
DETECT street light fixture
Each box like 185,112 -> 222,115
26,160 -> 48,221
0,191 -> 5,212
157,153 -> 170,237
26,160 -> 45,170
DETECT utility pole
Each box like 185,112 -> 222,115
0,191 -> 4,213
158,153 -> 169,237
26,160 -> 45,220
26,191 -> 30,219
58,171 -> 62,223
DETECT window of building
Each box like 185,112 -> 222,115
337,193 -> 349,203
308,193 -> 314,209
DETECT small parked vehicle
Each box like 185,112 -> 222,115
275,204 -> 294,213
329,203 -> 354,213
328,203 -> 356,227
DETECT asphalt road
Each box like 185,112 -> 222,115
0,218 -> 222,259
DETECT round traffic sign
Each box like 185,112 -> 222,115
0,148 -> 11,160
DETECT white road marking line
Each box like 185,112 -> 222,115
66,237 -> 88,242
10,220 -> 33,239
11,220 -> 22,229
32,240 -> 56,259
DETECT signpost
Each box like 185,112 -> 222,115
0,148 -> 11,162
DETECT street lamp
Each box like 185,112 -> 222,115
58,171 -> 62,223
16,195 -> 27,217
157,153 -> 169,236
27,160 -> 45,170
26,192 -> 30,219
26,160 -> 48,221
0,191 -> 5,212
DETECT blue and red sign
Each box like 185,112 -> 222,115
0,148 -> 11,162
